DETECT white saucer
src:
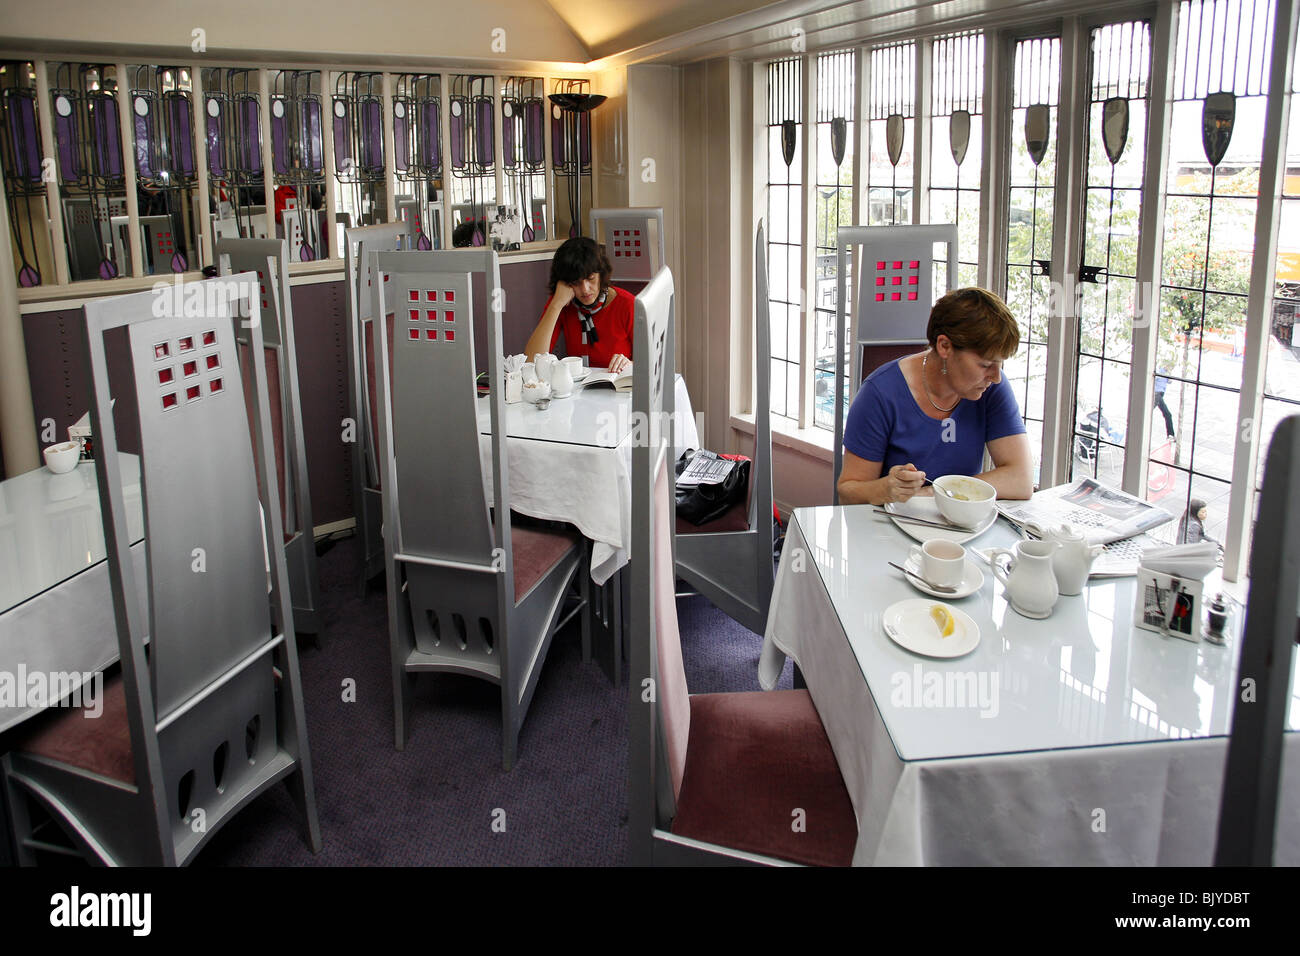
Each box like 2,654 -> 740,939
882,599 -> 981,659
901,555 -> 985,599
569,368 -> 589,382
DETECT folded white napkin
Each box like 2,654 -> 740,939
502,354 -> 527,374
1138,542 -> 1217,579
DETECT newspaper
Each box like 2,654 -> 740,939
997,478 -> 1175,546
676,450 -> 737,487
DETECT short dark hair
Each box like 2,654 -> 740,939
926,287 -> 1020,359
547,237 -> 612,294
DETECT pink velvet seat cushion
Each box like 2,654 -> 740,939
511,523 -> 580,604
17,672 -> 135,785
676,500 -> 750,535
671,688 -> 857,867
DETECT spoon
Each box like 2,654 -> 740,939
887,560 -> 958,593
923,476 -> 955,497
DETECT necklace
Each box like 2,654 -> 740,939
922,352 -> 959,413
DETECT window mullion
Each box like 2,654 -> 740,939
799,53 -> 815,430
1041,19 -> 1087,489
1125,1 -> 1179,500
1223,0 -> 1298,583
979,32 -> 1008,292
914,39 -> 932,224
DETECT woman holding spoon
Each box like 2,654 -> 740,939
836,287 -> 1033,506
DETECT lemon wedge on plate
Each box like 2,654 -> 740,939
929,604 -> 956,638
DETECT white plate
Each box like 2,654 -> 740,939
884,497 -> 997,544
901,555 -> 985,599
882,599 -> 981,659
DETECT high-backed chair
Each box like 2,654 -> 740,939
589,207 -> 663,297
1215,414 -> 1299,865
673,222 -> 774,635
371,248 -> 587,770
2,275 -> 321,865
627,266 -> 857,866
343,220 -> 411,587
218,237 -> 322,634
831,224 -> 958,502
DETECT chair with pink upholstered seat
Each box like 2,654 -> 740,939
370,248 -> 588,770
2,275 -> 320,865
218,237 -> 322,635
343,220 -> 412,590
627,263 -> 858,866
672,222 -> 775,635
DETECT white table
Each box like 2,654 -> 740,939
0,456 -> 146,734
477,375 -> 698,585
760,505 -> 1300,866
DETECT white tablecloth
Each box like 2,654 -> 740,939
761,508 -> 1300,866
482,376 -> 698,584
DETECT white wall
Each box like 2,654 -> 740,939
1,0 -> 590,65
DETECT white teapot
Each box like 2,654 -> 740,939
988,539 -> 1060,619
1042,524 -> 1105,595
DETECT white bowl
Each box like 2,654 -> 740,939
43,440 -> 81,475
933,474 -> 996,528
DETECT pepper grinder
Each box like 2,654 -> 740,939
1203,592 -> 1229,645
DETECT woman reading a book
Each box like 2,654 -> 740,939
524,237 -> 633,373
836,287 -> 1034,506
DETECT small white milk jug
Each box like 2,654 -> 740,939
988,539 -> 1060,619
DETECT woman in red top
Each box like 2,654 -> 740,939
524,237 -> 633,372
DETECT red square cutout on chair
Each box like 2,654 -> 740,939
444,311 -> 455,322
445,330 -> 455,342
444,290 -> 455,302
408,328 -> 420,340
408,290 -> 419,301
426,329 -> 438,340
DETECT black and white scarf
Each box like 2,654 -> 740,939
574,290 -> 608,344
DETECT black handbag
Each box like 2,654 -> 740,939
675,449 -> 751,526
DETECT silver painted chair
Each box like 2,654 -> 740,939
831,224 -> 958,501
2,275 -> 321,865
673,222 -> 775,635
627,266 -> 857,866
218,237 -> 322,634
343,220 -> 411,588
1215,414 -> 1299,865
371,249 -> 588,770
589,206 -> 664,296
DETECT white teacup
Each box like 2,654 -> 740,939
561,355 -> 586,378
908,539 -> 966,588
43,440 -> 81,475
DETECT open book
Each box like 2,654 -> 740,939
579,364 -> 633,392
997,478 -> 1175,546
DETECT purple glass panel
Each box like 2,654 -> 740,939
552,111 -> 566,167
271,97 -> 290,175
579,111 -> 591,167
206,97 -> 225,177
421,100 -> 440,172
7,92 -> 42,184
133,95 -> 156,180
302,98 -> 322,174
167,93 -> 195,177
449,100 -> 464,169
90,92 -> 123,180
524,99 -> 544,167
238,97 -> 261,175
502,106 -> 516,169
474,98 -> 493,170
55,103 -> 83,181
360,98 -> 383,172
393,107 -> 409,172
332,99 -> 351,174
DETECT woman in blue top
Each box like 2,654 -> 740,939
837,287 -> 1034,506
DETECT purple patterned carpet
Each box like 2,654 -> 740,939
194,538 -> 791,866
